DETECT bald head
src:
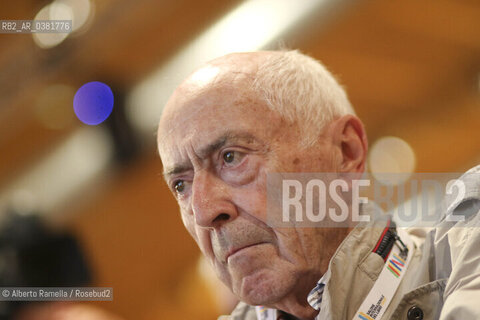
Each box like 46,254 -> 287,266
161,52 -> 272,117
159,50 -> 354,148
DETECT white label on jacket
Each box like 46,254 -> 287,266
352,228 -> 413,320
255,306 -> 277,320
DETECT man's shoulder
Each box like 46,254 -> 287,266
445,164 -> 480,216
218,302 -> 257,320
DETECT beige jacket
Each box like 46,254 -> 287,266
220,166 -> 480,320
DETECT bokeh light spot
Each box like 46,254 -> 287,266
369,136 -> 416,186
73,81 -> 114,125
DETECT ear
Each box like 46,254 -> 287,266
330,115 -> 368,173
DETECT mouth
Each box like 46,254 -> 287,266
225,242 -> 268,262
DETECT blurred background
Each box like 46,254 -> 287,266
0,0 -> 479,319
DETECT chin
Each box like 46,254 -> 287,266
235,268 -> 295,306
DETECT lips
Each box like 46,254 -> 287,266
225,242 -> 268,262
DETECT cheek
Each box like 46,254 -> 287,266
181,211 -> 228,279
232,170 -> 268,221
195,229 -> 212,250
180,210 -> 199,237
180,210 -> 196,237
181,211 -> 216,259
275,228 -> 323,268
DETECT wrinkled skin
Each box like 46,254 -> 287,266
157,52 -> 367,319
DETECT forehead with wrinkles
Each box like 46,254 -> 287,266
157,52 -> 276,146
156,52 -> 289,175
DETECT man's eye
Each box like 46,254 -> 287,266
174,180 -> 185,193
223,151 -> 235,163
222,150 -> 245,166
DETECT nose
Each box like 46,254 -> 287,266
190,170 -> 238,228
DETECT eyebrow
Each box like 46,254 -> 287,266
162,131 -> 260,179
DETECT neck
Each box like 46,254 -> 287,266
269,225 -> 356,319
263,264 -> 324,319
270,289 -> 319,320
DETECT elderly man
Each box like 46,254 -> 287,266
157,50 -> 480,320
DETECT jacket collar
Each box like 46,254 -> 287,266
318,202 -> 390,320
